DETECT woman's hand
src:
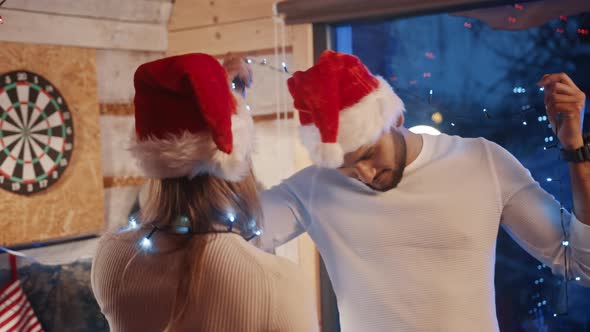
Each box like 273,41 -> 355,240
222,53 -> 253,90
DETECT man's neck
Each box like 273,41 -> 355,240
399,126 -> 424,166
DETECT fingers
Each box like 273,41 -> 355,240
545,91 -> 582,105
538,72 -> 577,89
237,65 -> 253,87
246,65 -> 254,87
222,52 -> 236,64
545,81 -> 579,96
222,54 -> 254,87
544,81 -> 585,110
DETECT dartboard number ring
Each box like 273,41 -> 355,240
0,70 -> 74,195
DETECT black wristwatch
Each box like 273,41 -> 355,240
560,133 -> 590,162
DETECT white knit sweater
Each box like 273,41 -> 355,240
259,133 -> 590,332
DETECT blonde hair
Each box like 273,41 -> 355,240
138,171 -> 262,331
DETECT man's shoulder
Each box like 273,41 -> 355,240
433,134 -> 523,169
274,165 -> 347,195
435,133 -> 487,145
429,133 -> 489,158
284,165 -> 333,183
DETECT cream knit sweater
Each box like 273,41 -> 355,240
91,230 -> 318,332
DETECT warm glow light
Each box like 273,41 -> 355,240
409,125 -> 441,135
431,112 -> 443,124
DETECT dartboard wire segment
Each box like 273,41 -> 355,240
0,71 -> 74,195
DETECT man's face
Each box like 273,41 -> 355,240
338,129 -> 407,192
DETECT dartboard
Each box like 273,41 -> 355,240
0,70 -> 74,195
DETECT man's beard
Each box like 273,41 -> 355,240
368,129 -> 407,192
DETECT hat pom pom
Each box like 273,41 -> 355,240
310,143 -> 344,168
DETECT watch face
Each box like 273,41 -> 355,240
0,71 -> 74,195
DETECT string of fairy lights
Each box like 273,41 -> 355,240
132,211 -> 264,251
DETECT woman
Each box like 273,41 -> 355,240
91,53 -> 318,332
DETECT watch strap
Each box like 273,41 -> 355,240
561,143 -> 590,162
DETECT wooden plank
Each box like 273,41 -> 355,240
169,0 -> 276,31
100,103 -> 135,116
286,23 -> 319,316
98,105 -> 293,120
3,0 -> 172,24
97,50 -> 164,103
211,46 -> 292,59
104,176 -> 146,188
253,112 -> 294,122
100,115 -> 142,177
0,9 -> 167,52
168,17 -> 293,56
298,234 -> 321,317
290,24 -> 314,72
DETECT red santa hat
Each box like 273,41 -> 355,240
287,51 -> 405,168
129,53 -> 254,181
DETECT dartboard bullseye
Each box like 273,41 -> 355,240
0,70 -> 74,195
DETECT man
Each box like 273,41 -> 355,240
228,51 -> 590,331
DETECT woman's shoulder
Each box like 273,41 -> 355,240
95,229 -> 142,254
201,234 -> 304,279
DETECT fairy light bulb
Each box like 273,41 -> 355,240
141,237 -> 152,249
129,216 -> 139,229
225,212 -> 236,232
248,219 -> 256,229
140,227 -> 158,250
175,215 -> 190,234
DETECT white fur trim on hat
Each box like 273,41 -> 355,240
299,76 -> 405,168
128,95 -> 255,181
308,142 -> 344,168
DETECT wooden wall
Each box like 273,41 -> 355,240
0,0 -> 170,51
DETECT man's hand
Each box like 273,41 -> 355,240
538,73 -> 586,150
222,53 -> 253,91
